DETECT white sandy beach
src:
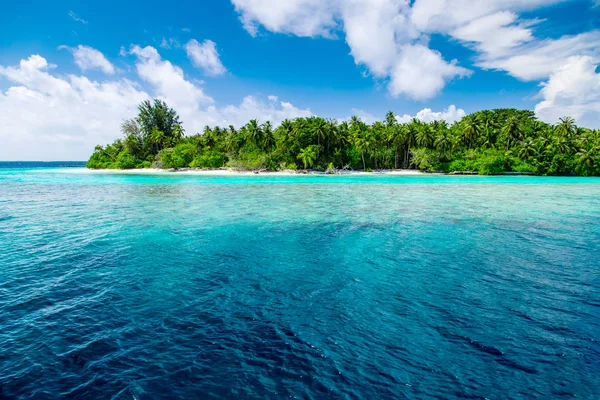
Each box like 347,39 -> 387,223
84,168 -> 426,176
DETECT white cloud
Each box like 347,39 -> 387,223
396,104 -> 466,124
389,45 -> 471,100
184,39 -> 227,76
229,0 -> 471,100
230,0 -> 338,37
68,11 -> 88,24
0,55 -> 148,160
229,0 -> 600,101
449,11 -> 534,58
338,105 -> 465,125
535,56 -> 600,128
337,108 -> 378,124
60,45 -> 115,74
0,49 -> 312,160
198,95 -> 312,127
478,31 -> 600,81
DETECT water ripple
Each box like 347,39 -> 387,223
1,170 -> 600,398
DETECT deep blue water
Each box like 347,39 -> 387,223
1,167 -> 600,399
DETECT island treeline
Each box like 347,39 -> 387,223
87,99 -> 600,175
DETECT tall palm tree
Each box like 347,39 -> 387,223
416,123 -> 434,148
385,111 -> 396,128
297,146 -> 317,169
404,120 -> 419,168
312,117 -> 328,162
434,131 -> 452,161
245,119 -> 263,147
502,117 -> 522,150
262,121 -> 275,150
149,127 -> 166,154
461,116 -> 480,149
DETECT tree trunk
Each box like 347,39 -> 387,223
361,150 -> 366,170
395,144 -> 398,169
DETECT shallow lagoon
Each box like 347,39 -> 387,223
1,166 -> 599,398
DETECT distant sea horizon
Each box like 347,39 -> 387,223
0,161 -> 87,168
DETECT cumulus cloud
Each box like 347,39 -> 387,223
197,95 -> 312,127
231,0 -> 467,100
389,45 -> 471,100
229,0 -> 600,100
339,105 -> 466,125
535,56 -> 600,127
0,48 -> 312,160
230,0 -> 338,37
0,55 -> 148,160
395,105 -> 466,124
59,45 -> 115,74
184,39 -> 227,76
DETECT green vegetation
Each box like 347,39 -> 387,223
88,100 -> 600,176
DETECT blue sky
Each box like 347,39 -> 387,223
1,0 -> 599,160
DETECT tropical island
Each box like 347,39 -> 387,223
87,100 -> 600,176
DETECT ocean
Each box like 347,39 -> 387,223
1,165 -> 599,399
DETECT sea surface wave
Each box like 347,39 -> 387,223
1,166 -> 599,399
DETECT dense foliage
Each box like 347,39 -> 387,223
88,100 -> 600,175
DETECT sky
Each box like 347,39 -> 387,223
1,0 -> 599,160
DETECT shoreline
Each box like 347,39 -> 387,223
85,168 -> 429,176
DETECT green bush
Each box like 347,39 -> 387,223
547,154 -> 576,176
475,150 -> 509,175
510,158 -> 535,173
160,143 -> 197,168
447,158 -> 476,172
227,149 -> 266,170
410,148 -> 436,170
116,150 -> 136,169
190,150 -> 227,168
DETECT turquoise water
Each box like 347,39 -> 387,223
1,166 -> 599,399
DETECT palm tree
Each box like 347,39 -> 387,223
297,146 -> 317,169
556,117 -> 576,138
370,122 -> 385,169
388,124 -> 405,169
326,119 -> 338,154
416,123 -> 434,148
245,119 -> 263,147
461,116 -> 480,149
434,131 -> 452,161
279,119 -> 294,146
262,121 -> 275,149
404,120 -> 419,168
149,127 -> 166,154
552,135 -> 572,154
518,139 -> 536,160
312,117 -> 328,162
171,124 -> 184,146
576,147 -> 596,172
502,117 -> 522,150
385,111 -> 396,128
124,133 -> 142,157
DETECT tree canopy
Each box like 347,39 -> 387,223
87,100 -> 600,176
